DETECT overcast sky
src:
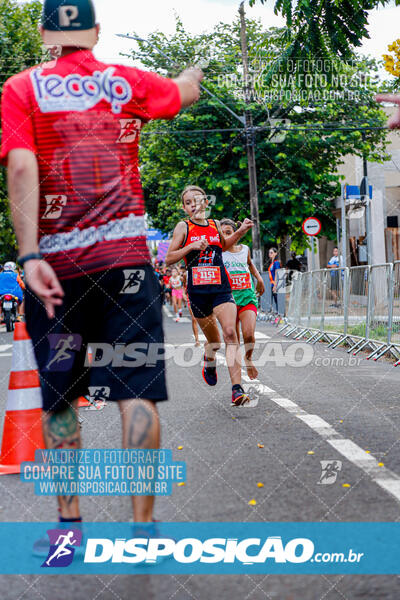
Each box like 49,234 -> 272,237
89,0 -> 399,71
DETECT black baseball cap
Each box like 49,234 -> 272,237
41,0 -> 98,48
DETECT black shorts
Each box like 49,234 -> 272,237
188,291 -> 235,319
25,266 -> 167,412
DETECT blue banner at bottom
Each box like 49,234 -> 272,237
0,522 -> 398,574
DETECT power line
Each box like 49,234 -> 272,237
140,124 -> 388,136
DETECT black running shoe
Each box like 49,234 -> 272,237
202,354 -> 217,386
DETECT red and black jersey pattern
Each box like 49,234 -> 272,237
1,50 -> 181,280
181,219 -> 232,295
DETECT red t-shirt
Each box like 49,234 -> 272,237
0,50 -> 181,280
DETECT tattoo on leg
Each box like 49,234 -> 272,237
43,406 -> 81,515
128,405 -> 153,447
49,407 -> 77,437
44,406 -> 80,449
60,495 -> 75,506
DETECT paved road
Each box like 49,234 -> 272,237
0,309 -> 399,599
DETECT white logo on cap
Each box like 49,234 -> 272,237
59,5 -> 80,27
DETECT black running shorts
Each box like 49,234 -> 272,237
25,265 -> 167,412
188,291 -> 235,319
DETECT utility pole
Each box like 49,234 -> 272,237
118,18 -> 263,270
340,184 -> 347,269
239,1 -> 262,272
361,132 -> 372,265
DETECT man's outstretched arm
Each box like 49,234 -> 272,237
173,68 -> 203,108
7,149 -> 64,318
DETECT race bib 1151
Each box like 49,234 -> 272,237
192,266 -> 221,286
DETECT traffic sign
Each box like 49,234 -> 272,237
302,217 -> 321,237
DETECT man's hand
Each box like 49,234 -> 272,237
24,260 -> 64,319
239,218 -> 254,235
190,239 -> 209,252
375,94 -> 400,129
174,67 -> 203,108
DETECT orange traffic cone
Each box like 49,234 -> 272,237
78,347 -> 93,408
78,396 -> 91,408
0,322 -> 45,475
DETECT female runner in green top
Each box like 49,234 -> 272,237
221,219 -> 265,380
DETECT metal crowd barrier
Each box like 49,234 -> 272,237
258,270 -> 287,323
276,262 -> 400,364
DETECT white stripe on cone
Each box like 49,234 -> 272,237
11,339 -> 39,372
6,388 -> 43,411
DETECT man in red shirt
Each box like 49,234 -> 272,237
162,268 -> 172,305
1,0 -> 202,527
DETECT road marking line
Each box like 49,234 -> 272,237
0,353 -> 12,358
327,438 -> 397,481
256,384 -> 400,502
255,332 -> 270,340
162,305 -> 174,318
375,479 -> 400,498
297,414 -> 339,439
242,375 -> 261,383
0,345 -> 12,352
267,396 -> 299,410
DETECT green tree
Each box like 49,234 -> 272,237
0,0 -> 43,261
127,18 -> 387,253
250,0 -> 400,60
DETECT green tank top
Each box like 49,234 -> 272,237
222,245 -> 258,307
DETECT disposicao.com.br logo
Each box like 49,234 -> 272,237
9,522 -> 391,574
82,535 -> 362,566
1,522 -> 395,574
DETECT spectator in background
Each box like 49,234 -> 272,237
155,263 -> 165,304
286,252 -> 302,273
285,251 -> 302,285
267,247 -> 281,313
327,247 -> 340,307
163,268 -> 172,305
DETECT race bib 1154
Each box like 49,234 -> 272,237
229,272 -> 251,291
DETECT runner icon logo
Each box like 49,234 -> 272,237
85,386 -> 110,411
89,386 -> 110,402
41,528 -> 82,568
45,334 -> 82,372
204,195 -> 216,218
244,386 -> 260,402
120,269 -> 145,294
41,44 -> 62,69
43,195 -> 67,220
318,460 -> 342,485
117,118 -> 142,143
